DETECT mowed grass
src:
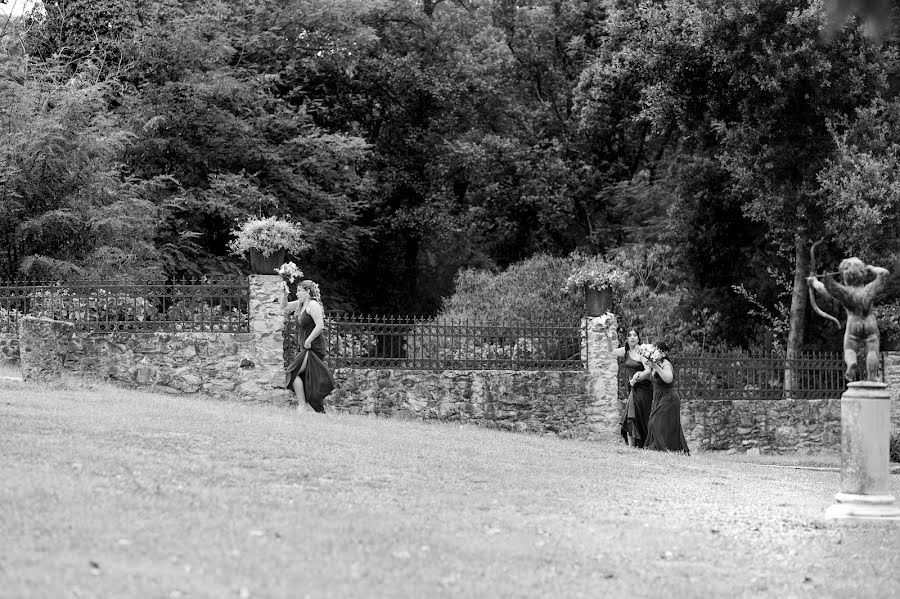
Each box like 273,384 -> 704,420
1,375 -> 899,599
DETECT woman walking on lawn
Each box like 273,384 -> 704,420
644,342 -> 690,454
610,328 -> 653,448
281,279 -> 335,412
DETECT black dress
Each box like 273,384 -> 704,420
284,310 -> 335,412
620,354 -> 653,447
645,362 -> 690,454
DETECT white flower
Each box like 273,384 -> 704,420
637,343 -> 664,365
275,261 -> 303,283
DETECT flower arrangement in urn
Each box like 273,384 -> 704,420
561,254 -> 630,295
229,216 -> 310,274
228,216 -> 309,257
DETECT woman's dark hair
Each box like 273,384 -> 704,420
657,341 -> 671,359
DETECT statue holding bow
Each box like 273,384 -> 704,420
806,239 -> 889,382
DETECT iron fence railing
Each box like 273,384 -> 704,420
285,313 -> 586,370
0,278 -> 250,333
618,350 -> 884,401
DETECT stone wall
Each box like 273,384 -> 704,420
2,291 -> 898,453
0,332 -> 18,365
3,276 -> 293,405
681,398 -> 843,453
331,369 -> 597,437
61,329 -> 290,403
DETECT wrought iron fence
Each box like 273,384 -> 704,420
0,278 -> 250,333
618,350 -> 883,401
285,313 -> 586,370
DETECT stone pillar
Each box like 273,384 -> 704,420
240,275 -> 293,404
825,381 -> 900,520
880,351 -> 900,433
18,315 -> 75,383
584,314 -> 621,442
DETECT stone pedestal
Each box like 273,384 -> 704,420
18,315 -> 75,383
583,314 -> 620,442
825,381 -> 900,520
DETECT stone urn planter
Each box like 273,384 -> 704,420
584,287 -> 612,317
249,248 -> 286,276
229,216 -> 309,276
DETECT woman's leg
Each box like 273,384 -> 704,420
291,352 -> 310,411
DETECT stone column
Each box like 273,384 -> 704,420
18,315 -> 75,383
881,351 -> 900,433
238,275 -> 293,404
584,314 -> 621,442
825,381 -> 900,520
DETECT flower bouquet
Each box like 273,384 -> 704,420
275,262 -> 303,284
637,343 -> 665,366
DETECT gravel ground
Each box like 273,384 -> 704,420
1,378 -> 898,598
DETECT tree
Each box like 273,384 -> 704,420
575,0 -> 893,362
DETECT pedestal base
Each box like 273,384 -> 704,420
825,492 -> 900,521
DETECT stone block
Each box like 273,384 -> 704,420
18,316 -> 75,383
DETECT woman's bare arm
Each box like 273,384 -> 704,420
279,283 -> 301,314
653,359 -> 674,384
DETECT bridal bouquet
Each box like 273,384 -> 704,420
275,261 -> 303,283
637,343 -> 665,366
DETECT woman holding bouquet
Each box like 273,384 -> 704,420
609,328 -> 653,448
643,342 -> 690,454
280,276 -> 335,413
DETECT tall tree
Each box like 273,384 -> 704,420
575,0 -> 893,359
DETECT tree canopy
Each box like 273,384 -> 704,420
3,0 -> 900,351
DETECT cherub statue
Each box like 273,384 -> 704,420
807,257 -> 889,382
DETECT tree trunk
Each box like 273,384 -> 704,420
785,237 -> 809,396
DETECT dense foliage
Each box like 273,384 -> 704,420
4,0 -> 900,350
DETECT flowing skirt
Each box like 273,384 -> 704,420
285,348 -> 335,413
645,388 -> 690,454
620,383 -> 653,447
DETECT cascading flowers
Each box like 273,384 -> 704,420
275,262 -> 303,283
562,254 -> 630,294
637,343 -> 665,366
228,216 -> 310,257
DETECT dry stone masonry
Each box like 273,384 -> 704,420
2,295 -> 897,453
18,316 -> 74,382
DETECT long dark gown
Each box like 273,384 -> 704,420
620,354 -> 653,447
284,310 -> 335,412
645,362 -> 690,454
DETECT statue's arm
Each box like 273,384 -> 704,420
822,275 -> 854,306
866,265 -> 890,296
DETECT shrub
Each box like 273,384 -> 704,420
891,433 -> 900,464
439,253 -> 581,323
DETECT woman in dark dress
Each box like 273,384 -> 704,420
610,329 -> 653,448
644,342 -> 690,454
280,279 -> 335,412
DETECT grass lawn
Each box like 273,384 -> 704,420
1,372 -> 899,598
